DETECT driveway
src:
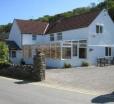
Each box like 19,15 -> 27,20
45,66 -> 114,94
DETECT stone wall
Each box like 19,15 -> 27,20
0,51 -> 46,81
0,64 -> 34,80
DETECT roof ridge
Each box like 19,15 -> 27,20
15,19 -> 48,24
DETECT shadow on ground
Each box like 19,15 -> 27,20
91,92 -> 114,103
14,80 -> 38,84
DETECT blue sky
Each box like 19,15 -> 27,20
1,0 -> 102,25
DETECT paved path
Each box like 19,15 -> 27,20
0,77 -> 97,104
46,66 -> 114,94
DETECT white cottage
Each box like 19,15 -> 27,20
8,9 -> 114,68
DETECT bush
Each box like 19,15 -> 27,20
64,63 -> 72,68
0,61 -> 10,69
81,61 -> 89,67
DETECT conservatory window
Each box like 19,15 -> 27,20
79,48 -> 87,59
73,44 -> 77,56
23,46 -> 32,58
79,40 -> 87,59
62,47 -> 71,59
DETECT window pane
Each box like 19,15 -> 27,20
73,44 -> 77,56
50,44 -> 56,58
50,34 -> 54,41
62,47 -> 71,59
56,43 -> 61,59
100,26 -> 103,33
23,46 -> 31,58
109,48 -> 111,56
28,46 -> 32,58
12,51 -> 16,58
79,40 -> 87,48
105,47 -> 108,56
32,35 -> 37,40
56,47 -> 61,59
96,25 -> 99,33
79,48 -> 87,59
57,33 -> 62,40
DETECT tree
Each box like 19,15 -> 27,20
0,42 -> 9,63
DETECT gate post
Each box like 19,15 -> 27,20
32,50 -> 46,81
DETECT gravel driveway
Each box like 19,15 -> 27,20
45,66 -> 114,94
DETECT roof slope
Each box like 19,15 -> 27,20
108,9 -> 114,22
46,9 -> 102,34
6,40 -> 21,50
16,19 -> 48,35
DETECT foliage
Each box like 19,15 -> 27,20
0,0 -> 114,35
64,63 -> 72,68
81,61 -> 89,67
0,42 -> 9,63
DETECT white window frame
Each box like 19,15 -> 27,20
96,24 -> 103,34
11,50 -> 16,58
57,32 -> 62,41
105,47 -> 112,57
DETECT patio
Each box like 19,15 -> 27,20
45,66 -> 114,94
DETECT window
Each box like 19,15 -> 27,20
32,35 -> 37,40
50,34 -> 54,41
79,48 -> 87,59
57,33 -> 62,40
105,47 -> 111,56
72,43 -> 77,56
23,46 -> 32,58
96,25 -> 103,33
62,47 -> 71,59
12,51 -> 16,58
79,40 -> 87,59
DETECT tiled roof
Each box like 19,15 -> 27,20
6,40 -> 21,50
16,19 -> 48,35
15,9 -> 112,35
46,9 -> 101,34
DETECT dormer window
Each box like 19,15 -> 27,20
50,34 -> 54,41
32,35 -> 37,40
96,25 -> 103,33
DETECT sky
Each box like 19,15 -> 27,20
0,0 -> 102,25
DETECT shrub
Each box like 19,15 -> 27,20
64,63 -> 72,68
81,61 -> 89,67
0,42 -> 9,61
0,61 -> 10,69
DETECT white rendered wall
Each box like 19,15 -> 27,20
10,50 -> 23,64
88,10 -> 114,65
45,28 -> 89,68
9,20 -> 22,48
22,34 -> 49,45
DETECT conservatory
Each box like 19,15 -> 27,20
38,40 -> 87,67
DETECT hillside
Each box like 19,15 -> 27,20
0,0 -> 114,39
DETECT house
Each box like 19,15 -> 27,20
8,9 -> 114,68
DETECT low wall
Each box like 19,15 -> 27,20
0,64 -> 34,80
